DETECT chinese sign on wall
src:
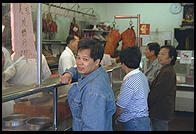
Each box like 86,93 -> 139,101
140,24 -> 150,35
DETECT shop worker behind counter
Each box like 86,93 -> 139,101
2,47 -> 16,117
59,38 -> 116,131
58,35 -> 79,75
144,42 -> 162,87
148,45 -> 177,131
115,46 -> 151,131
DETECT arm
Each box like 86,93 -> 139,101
114,105 -> 124,124
42,54 -> 52,80
115,80 -> 134,121
59,67 -> 80,84
2,48 -> 16,81
148,70 -> 173,108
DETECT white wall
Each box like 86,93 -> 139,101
76,3 -> 184,46
104,3 -> 183,32
31,3 -> 184,42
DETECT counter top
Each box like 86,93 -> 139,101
2,77 -> 65,103
2,63 -> 122,103
2,64 -> 122,131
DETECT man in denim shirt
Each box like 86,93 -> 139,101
60,39 -> 116,131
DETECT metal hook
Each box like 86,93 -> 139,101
48,3 -> 51,13
62,4 -> 68,17
129,19 -> 133,27
112,18 -> 116,29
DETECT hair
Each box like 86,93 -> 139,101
120,46 -> 141,69
160,45 -> 177,65
78,38 -> 104,62
65,35 -> 75,46
147,42 -> 160,57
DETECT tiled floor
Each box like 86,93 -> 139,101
168,111 -> 194,131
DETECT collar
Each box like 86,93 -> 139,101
77,66 -> 104,90
150,58 -> 159,66
66,47 -> 74,57
123,68 -> 140,81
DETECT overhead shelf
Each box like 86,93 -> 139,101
82,29 -> 109,33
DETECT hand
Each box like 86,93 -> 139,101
59,72 -> 72,84
111,58 -> 116,64
2,72 -> 6,80
115,119 -> 120,125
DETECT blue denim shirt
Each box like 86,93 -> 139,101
65,66 -> 116,131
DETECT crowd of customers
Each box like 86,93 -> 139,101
2,34 -> 177,131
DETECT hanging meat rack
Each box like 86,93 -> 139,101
114,14 -> 141,46
43,3 -> 96,18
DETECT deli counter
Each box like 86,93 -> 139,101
2,63 -> 125,131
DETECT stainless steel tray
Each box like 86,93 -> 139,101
3,114 -> 29,127
26,117 -> 52,131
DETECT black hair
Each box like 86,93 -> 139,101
120,46 -> 141,69
147,42 -> 160,57
65,35 -> 75,46
78,38 -> 104,62
160,45 -> 177,65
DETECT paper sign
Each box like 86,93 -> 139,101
180,50 -> 192,64
140,24 -> 150,35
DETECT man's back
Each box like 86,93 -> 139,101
68,67 -> 116,131
58,47 -> 76,75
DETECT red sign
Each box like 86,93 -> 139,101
140,24 -> 150,35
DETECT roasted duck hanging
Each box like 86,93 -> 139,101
121,26 -> 136,50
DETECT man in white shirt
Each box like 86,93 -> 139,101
2,46 -> 16,85
8,33 -> 51,85
58,35 -> 79,76
8,54 -> 51,85
2,46 -> 16,117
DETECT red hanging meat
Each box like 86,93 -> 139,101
42,13 -> 47,33
121,27 -> 136,50
69,17 -> 79,36
46,13 -> 53,33
51,20 -> 57,33
104,29 -> 121,57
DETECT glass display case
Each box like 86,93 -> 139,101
140,48 -> 194,88
174,50 -> 194,88
173,50 -> 194,112
2,64 -> 124,131
140,48 -> 194,112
